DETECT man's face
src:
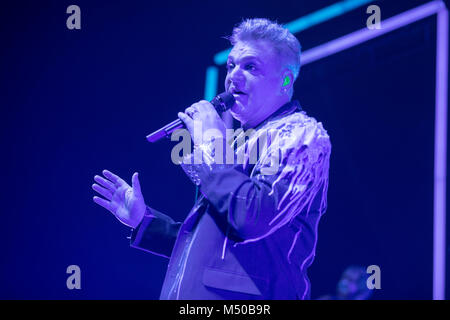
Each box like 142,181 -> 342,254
225,40 -> 287,128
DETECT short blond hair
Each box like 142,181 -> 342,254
227,18 -> 302,81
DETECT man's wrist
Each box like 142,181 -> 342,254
193,137 -> 229,165
130,206 -> 149,230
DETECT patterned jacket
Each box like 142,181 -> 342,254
130,100 -> 331,299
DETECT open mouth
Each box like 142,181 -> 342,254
229,87 -> 246,96
231,90 -> 246,97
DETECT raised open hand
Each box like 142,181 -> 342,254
92,170 -> 146,228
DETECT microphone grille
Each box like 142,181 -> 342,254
212,92 -> 236,113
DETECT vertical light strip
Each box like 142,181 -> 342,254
214,49 -> 231,66
433,7 -> 448,301
204,66 -> 218,101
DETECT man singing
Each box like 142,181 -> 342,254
92,18 -> 331,299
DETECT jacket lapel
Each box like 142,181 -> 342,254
182,194 -> 208,232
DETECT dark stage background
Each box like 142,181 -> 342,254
0,0 -> 448,299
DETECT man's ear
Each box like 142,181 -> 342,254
281,69 -> 294,93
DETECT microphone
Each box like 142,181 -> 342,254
146,92 -> 236,143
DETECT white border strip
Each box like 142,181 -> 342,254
433,7 -> 448,300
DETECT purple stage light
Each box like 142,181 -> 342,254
433,5 -> 448,301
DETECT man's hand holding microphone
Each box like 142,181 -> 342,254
92,93 -> 235,226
